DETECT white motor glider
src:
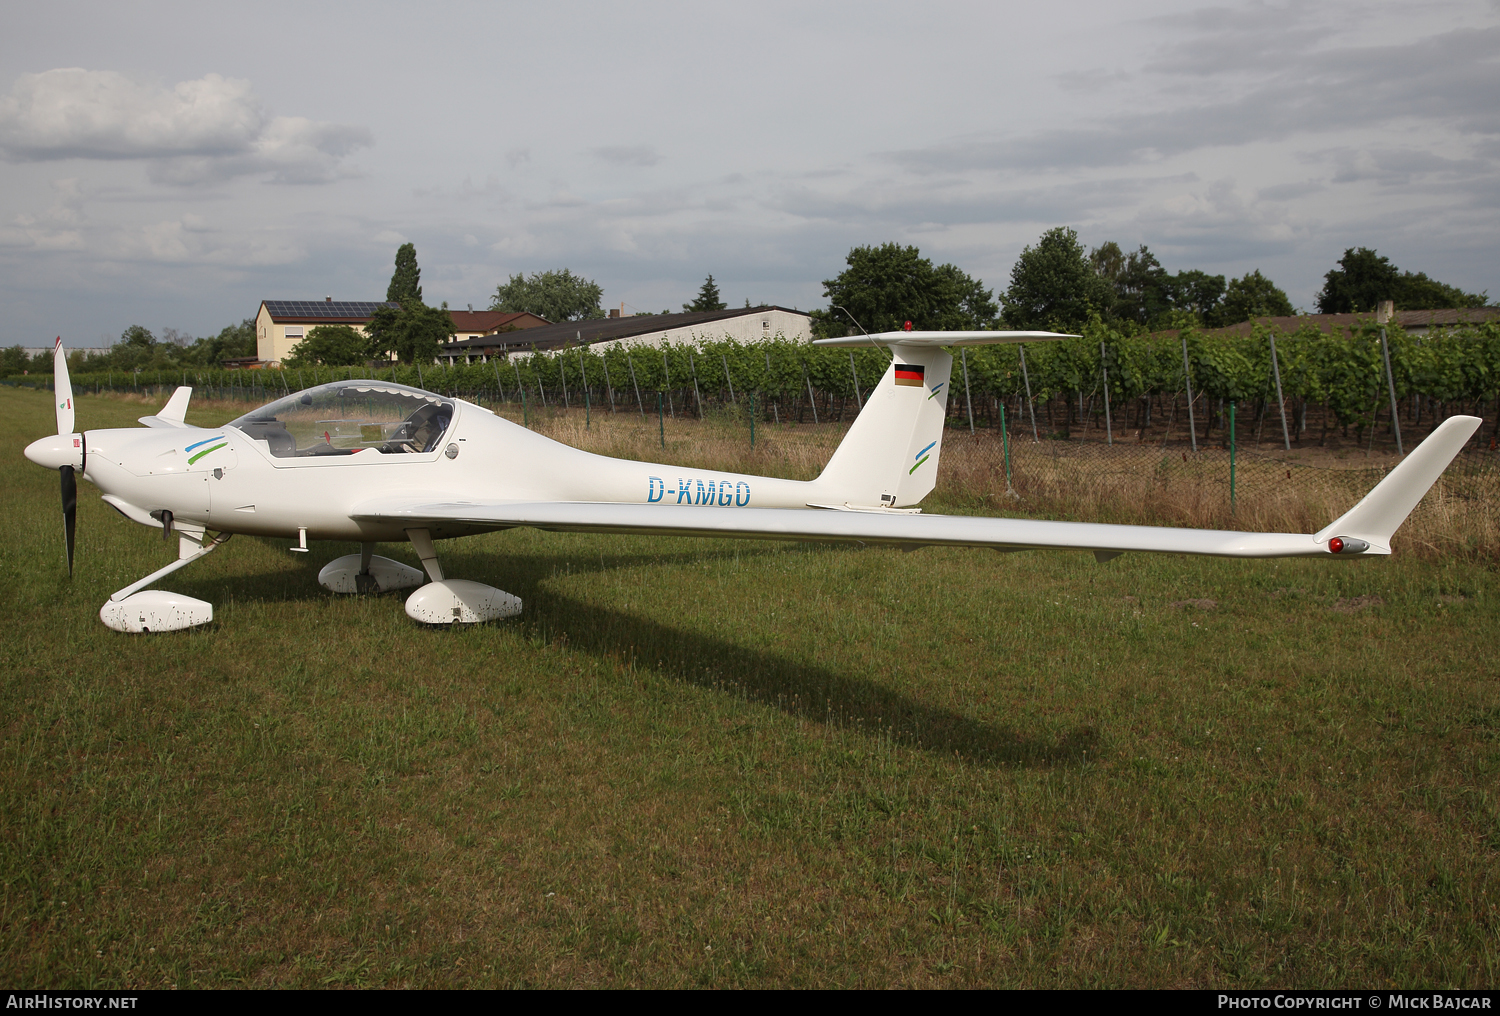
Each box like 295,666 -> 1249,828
24,333 -> 1480,633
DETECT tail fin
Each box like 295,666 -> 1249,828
812,330 -> 1075,508
813,344 -> 955,507
1315,415 -> 1481,551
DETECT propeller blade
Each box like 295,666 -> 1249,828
53,337 -> 74,436
61,464 -> 77,576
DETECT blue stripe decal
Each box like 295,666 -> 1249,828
915,440 -> 937,461
184,435 -> 224,452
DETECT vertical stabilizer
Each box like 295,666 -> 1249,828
813,344 -> 954,507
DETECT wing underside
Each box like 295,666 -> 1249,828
350,498 -> 1326,558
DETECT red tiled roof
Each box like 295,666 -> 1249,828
449,310 -> 548,333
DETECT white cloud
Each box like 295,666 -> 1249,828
0,68 -> 371,185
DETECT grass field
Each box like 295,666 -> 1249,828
2,387 -> 1497,988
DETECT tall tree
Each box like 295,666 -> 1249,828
490,269 -> 603,322
387,243 -> 423,305
1003,227 -> 1113,331
684,274 -> 727,312
1316,247 -> 1399,313
1218,270 -> 1295,324
813,242 -> 994,336
1168,270 -> 1228,325
366,300 -> 456,364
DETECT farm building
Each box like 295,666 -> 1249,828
440,306 -> 812,364
254,299 -> 548,365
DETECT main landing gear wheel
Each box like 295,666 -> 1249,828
401,528 -> 522,625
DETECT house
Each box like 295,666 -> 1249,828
447,309 -> 549,343
254,299 -> 549,364
440,305 -> 812,363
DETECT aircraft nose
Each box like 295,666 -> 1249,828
25,433 -> 84,470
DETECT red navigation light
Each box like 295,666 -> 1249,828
903,320 -> 913,331
1328,537 -> 1344,554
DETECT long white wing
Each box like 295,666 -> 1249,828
349,416 -> 1479,560
352,497 -> 1327,558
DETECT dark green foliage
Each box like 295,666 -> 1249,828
1003,228 -> 1113,331
491,269 -> 604,322
813,243 -> 996,337
1168,270 -> 1229,325
283,325 -> 369,367
684,275 -> 727,312
365,301 -> 456,365
1218,270 -> 1295,325
387,242 -> 423,305
1,346 -> 29,374
1317,247 -> 1488,313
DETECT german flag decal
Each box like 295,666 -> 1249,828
894,363 -> 925,387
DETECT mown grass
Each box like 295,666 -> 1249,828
2,387 -> 1497,988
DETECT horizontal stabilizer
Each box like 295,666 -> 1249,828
813,330 -> 1076,348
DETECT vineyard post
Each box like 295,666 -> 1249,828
491,358 -> 503,404
1001,402 -> 1012,494
1380,327 -> 1404,456
688,350 -> 702,418
1019,344 -> 1039,442
1229,402 -> 1237,513
511,354 -> 523,403
749,392 -> 756,449
848,350 -> 863,410
1101,340 -> 1113,446
627,353 -> 644,417
960,348 -> 975,435
522,387 -> 528,428
578,344 -> 590,430
722,353 -> 737,404
1269,332 -> 1290,451
601,353 -> 616,413
1181,336 -> 1198,453
801,361 -> 819,425
658,392 -> 665,449
661,350 -> 674,418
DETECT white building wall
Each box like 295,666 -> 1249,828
590,309 -> 812,351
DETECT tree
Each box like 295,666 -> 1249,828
1002,227 -> 1113,331
813,242 -> 996,337
387,243 -> 423,305
283,325 -> 369,367
1392,271 -> 1487,310
684,274 -> 727,312
366,300 -> 456,364
1,345 -> 27,374
1316,247 -> 1399,313
490,269 -> 603,322
1317,246 -> 1488,313
1168,270 -> 1228,326
1218,270 -> 1294,324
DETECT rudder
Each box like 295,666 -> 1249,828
813,344 -> 954,507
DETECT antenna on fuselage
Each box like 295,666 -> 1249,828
832,305 -> 892,361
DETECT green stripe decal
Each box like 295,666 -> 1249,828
187,443 -> 227,465
908,454 -> 930,475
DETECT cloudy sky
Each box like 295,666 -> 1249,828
1,0 -> 1496,346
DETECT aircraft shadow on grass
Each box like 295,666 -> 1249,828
167,537 -> 1099,769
